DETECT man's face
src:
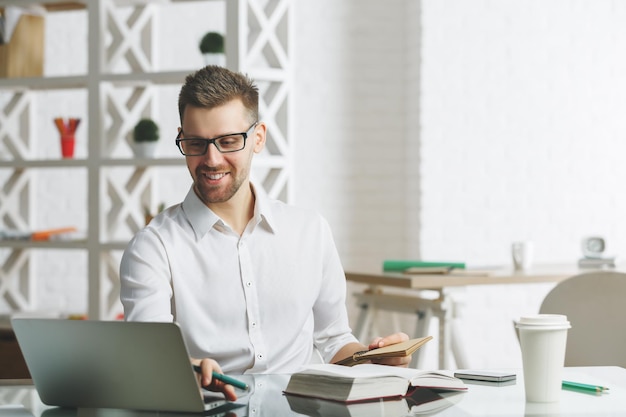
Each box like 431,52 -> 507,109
180,100 -> 265,206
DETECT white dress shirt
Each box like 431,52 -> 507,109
120,185 -> 357,374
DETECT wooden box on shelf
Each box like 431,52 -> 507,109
0,12 -> 44,78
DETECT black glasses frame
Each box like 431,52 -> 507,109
175,122 -> 258,156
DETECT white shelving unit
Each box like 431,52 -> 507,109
0,0 -> 293,319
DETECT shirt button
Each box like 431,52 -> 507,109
251,321 -> 257,327
246,282 -> 252,287
257,353 -> 264,360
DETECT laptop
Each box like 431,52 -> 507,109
11,318 -> 235,413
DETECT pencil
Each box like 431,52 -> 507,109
562,380 -> 609,393
192,365 -> 249,391
54,118 -> 66,135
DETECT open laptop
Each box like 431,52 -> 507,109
11,318 -> 237,413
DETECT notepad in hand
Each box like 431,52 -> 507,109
284,364 -> 467,403
335,337 -> 433,366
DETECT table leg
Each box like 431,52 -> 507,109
412,308 -> 433,368
353,298 -> 374,342
439,298 -> 451,369
448,289 -> 470,369
354,290 -> 452,368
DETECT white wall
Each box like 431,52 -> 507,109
293,0 -> 412,269
420,0 -> 626,265
419,0 -> 626,368
6,0 -> 626,369
294,0 -> 626,368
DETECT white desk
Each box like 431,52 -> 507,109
345,264 -> 601,368
2,367 -> 625,416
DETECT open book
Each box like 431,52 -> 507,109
335,337 -> 432,366
283,364 -> 467,403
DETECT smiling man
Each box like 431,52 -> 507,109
119,66 -> 409,401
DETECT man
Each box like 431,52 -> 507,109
120,66 -> 410,401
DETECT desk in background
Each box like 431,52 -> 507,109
2,367 -> 625,416
345,264 -> 597,369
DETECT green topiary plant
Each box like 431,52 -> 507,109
199,32 -> 225,54
133,118 -> 159,143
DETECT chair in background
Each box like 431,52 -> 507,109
539,271 -> 626,367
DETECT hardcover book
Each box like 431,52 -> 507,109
284,363 -> 467,403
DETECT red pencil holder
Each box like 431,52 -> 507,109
61,134 -> 75,158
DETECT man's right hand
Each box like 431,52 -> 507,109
192,358 -> 238,401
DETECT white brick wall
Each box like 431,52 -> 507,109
417,0 -> 626,367
420,0 -> 626,265
294,0 -> 626,368
293,0 -> 411,270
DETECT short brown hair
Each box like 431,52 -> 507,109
178,65 -> 259,124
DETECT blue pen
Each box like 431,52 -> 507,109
193,365 -> 249,391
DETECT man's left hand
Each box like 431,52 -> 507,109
368,332 -> 411,367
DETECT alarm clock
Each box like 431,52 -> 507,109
581,237 -> 605,259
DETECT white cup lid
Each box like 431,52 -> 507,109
516,314 -> 571,329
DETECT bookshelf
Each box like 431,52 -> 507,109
0,0 -> 293,319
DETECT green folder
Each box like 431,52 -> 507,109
383,260 -> 466,272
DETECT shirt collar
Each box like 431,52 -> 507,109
251,182 -> 276,232
182,183 -> 276,240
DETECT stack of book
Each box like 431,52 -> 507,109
382,260 -> 494,276
383,260 -> 466,272
577,257 -> 616,269
0,227 -> 78,241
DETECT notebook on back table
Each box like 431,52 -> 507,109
11,318 -> 231,413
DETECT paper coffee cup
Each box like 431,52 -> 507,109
516,314 -> 570,403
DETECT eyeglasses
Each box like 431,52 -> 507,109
175,122 -> 258,156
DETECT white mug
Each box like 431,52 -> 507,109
512,241 -> 534,270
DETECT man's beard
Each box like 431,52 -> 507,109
193,167 -> 246,205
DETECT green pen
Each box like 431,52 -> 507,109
562,380 -> 609,393
193,365 -> 249,391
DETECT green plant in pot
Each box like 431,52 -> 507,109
132,118 -> 159,158
199,31 -> 225,66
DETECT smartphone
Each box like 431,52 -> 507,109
454,370 -> 517,383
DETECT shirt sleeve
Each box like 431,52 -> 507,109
119,227 -> 174,322
311,216 -> 359,362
